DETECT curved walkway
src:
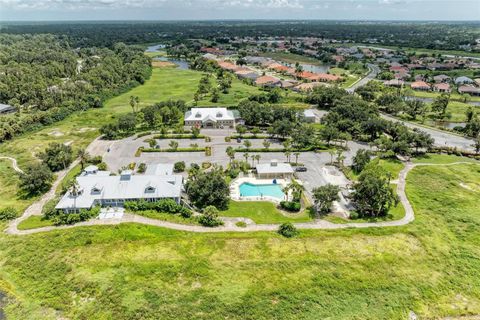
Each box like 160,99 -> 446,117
0,156 -> 24,174
5,161 -> 477,235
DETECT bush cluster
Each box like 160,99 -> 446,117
124,199 -> 191,218
280,201 -> 301,212
45,206 -> 100,225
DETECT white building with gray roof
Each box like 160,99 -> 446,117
55,164 -> 183,213
184,108 -> 236,128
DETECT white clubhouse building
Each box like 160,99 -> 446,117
184,108 -> 235,128
55,164 -> 183,213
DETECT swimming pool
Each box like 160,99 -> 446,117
239,182 -> 285,199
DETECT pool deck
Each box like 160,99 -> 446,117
230,177 -> 289,204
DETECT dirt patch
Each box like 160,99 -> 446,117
64,140 -> 73,146
78,127 -> 96,133
48,130 -> 64,137
152,61 -> 176,68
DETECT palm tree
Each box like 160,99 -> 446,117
169,140 -> 179,151
254,154 -> 261,164
328,150 -> 336,165
243,152 -> 250,163
226,146 -> 235,163
293,152 -> 300,165
286,179 -> 304,202
284,151 -> 291,163
262,139 -> 271,150
129,95 -> 139,114
243,139 -> 252,150
77,149 -> 90,170
250,154 -> 255,167
70,180 -> 81,213
336,149 -> 345,167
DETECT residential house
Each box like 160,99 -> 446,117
433,74 -> 451,83
411,81 -> 431,91
458,85 -> 480,96
235,70 -> 259,81
255,75 -> 281,87
55,165 -> 183,213
384,79 -> 404,87
433,83 -> 451,93
455,76 -> 474,85
292,82 -> 325,92
307,73 -> 341,82
184,108 -> 236,128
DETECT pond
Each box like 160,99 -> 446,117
153,57 -> 189,70
434,121 -> 466,130
285,62 -> 329,74
145,44 -> 165,52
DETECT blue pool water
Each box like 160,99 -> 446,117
239,182 -> 285,199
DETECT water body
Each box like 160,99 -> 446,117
300,63 -> 330,74
145,44 -> 165,52
153,57 -> 189,70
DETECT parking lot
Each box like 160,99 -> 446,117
92,128 -> 369,196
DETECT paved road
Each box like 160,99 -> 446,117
381,113 -> 475,152
346,63 -> 380,93
8,161 -> 477,235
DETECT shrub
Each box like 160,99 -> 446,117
280,201 -> 301,212
349,211 -> 359,220
199,206 -> 223,227
124,199 -> 192,217
225,136 -> 231,142
0,207 -> 18,221
235,221 -> 247,228
50,206 -> 100,225
97,162 -> 108,171
174,161 -> 186,173
137,163 -> 147,173
278,222 -> 299,238
89,156 -> 103,164
201,162 -> 212,170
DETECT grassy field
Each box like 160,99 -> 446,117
411,90 -> 480,102
220,200 -> 312,224
17,216 -> 54,230
0,159 -> 479,319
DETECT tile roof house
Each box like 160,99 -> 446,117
458,85 -> 480,96
433,82 -> 451,93
411,81 -> 431,91
55,165 -> 183,213
292,82 -> 325,92
184,108 -> 236,128
295,71 -> 315,79
307,73 -> 341,82
384,79 -> 404,87
255,75 -> 281,87
433,74 -> 451,83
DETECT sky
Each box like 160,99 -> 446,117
0,0 -> 479,21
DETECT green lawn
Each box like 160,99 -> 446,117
413,153 -> 479,164
17,216 -> 54,230
220,200 -> 312,224
130,210 -> 201,225
0,159 -> 36,213
411,90 -> 480,103
1,161 -> 479,318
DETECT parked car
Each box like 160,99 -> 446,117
295,167 -> 307,172
236,137 -> 242,143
